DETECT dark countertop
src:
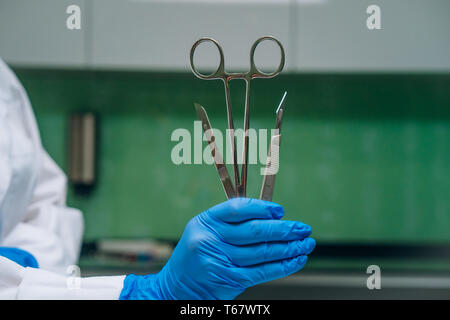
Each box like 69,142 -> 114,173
79,260 -> 450,299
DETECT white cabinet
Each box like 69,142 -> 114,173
0,0 -> 87,68
90,0 -> 292,72
294,0 -> 450,72
1,0 -> 449,72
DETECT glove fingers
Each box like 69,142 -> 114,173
221,219 -> 312,245
238,255 -> 308,287
207,198 -> 284,222
228,237 -> 316,267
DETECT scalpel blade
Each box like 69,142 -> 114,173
260,91 -> 287,201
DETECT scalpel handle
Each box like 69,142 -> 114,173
195,103 -> 236,199
203,126 -> 236,199
260,134 -> 281,201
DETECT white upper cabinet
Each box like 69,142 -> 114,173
294,0 -> 450,72
1,0 -> 449,72
0,0 -> 87,68
90,0 -> 292,72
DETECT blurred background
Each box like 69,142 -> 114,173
1,0 -> 450,299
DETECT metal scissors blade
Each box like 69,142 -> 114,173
194,103 -> 236,199
259,91 -> 287,201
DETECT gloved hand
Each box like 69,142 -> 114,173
0,247 -> 39,268
120,198 -> 315,300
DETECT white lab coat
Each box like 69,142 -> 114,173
0,59 -> 125,299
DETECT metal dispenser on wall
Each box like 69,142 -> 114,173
68,113 -> 97,193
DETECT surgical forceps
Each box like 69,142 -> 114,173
190,36 -> 285,198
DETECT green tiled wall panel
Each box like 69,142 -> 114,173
13,69 -> 450,243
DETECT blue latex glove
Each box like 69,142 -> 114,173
120,198 -> 315,300
0,247 -> 39,268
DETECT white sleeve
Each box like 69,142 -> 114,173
2,149 -> 84,274
0,58 -> 84,273
0,257 -> 126,300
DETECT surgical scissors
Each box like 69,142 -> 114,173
190,36 -> 285,197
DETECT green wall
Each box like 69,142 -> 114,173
13,69 -> 450,243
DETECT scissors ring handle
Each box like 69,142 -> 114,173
190,38 -> 226,80
249,36 -> 285,78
